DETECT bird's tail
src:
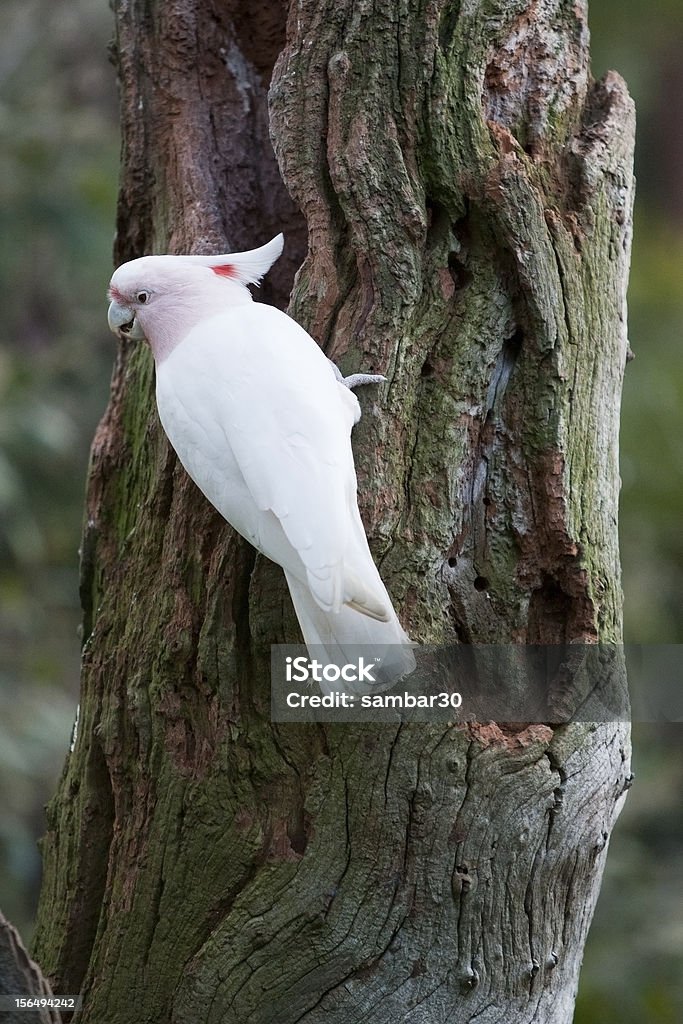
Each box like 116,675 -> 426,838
284,570 -> 416,696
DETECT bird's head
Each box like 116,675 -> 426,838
106,234 -> 284,360
107,260 -> 159,342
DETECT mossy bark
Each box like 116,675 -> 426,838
33,1 -> 634,1022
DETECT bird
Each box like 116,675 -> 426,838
107,234 -> 415,692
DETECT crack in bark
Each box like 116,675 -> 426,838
383,723 -> 403,807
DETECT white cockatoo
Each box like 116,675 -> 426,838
107,234 -> 415,691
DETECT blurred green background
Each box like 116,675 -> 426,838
0,1 -> 681,1019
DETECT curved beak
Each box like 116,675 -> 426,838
107,300 -> 146,341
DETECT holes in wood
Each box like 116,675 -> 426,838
447,251 -> 473,292
505,325 -> 524,357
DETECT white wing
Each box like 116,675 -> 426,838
158,302 -> 386,616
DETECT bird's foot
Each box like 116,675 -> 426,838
342,372 -> 387,389
329,359 -> 386,390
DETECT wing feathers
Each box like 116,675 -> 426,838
343,568 -> 391,622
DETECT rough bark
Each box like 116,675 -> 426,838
0,911 -> 59,1024
33,1 -> 634,1022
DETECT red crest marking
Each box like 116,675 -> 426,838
212,264 -> 236,279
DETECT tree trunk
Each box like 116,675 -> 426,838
33,1 -> 634,1022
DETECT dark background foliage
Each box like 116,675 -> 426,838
0,1 -> 680,1020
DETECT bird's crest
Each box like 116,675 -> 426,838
188,233 -> 284,286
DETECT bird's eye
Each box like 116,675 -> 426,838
137,290 -> 150,304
